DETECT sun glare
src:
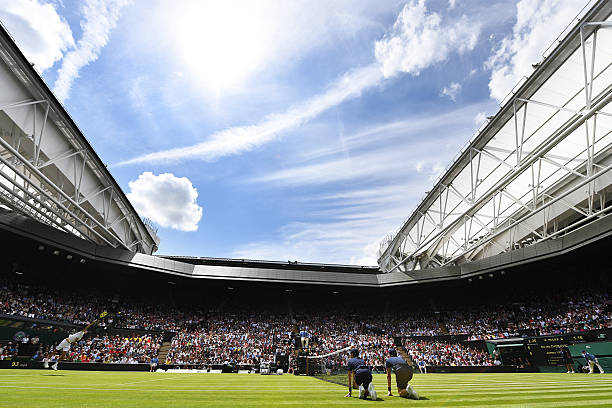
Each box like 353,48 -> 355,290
174,2 -> 267,92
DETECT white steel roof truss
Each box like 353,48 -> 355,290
379,10 -> 612,272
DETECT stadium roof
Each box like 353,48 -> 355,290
161,255 -> 380,274
378,0 -> 612,273
3,205 -> 612,288
0,22 -> 159,254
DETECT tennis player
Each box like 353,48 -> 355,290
45,329 -> 87,370
45,312 -> 106,370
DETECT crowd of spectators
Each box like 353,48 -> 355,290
2,275 -> 610,341
166,313 -> 292,365
0,277 -> 202,331
1,275 -> 610,367
56,333 -> 162,364
406,340 -> 494,367
437,291 -> 612,340
163,312 -> 394,368
294,313 -> 394,369
0,342 -> 18,360
23,334 -> 162,364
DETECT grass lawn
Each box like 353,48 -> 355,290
1,370 -> 611,407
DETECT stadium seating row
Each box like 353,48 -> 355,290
1,274 -> 610,368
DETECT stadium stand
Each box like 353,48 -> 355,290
406,340 -> 494,367
0,0 -> 609,405
1,260 -> 610,371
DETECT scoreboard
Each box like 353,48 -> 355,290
526,334 -> 586,366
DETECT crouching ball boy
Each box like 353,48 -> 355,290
345,348 -> 377,400
386,349 -> 419,400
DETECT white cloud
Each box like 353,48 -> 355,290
415,160 -> 444,181
374,0 -> 480,77
53,0 -> 131,102
0,0 -> 74,71
126,172 -> 203,232
441,82 -> 461,101
486,0 -> 587,101
415,161 -> 424,173
448,0 -> 457,9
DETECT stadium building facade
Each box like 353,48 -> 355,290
0,0 -> 611,379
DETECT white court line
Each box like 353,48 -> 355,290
0,380 -> 334,389
409,380 -> 612,388
0,374 -> 36,377
1,384 -> 611,398
413,381 -> 612,386
121,377 -> 182,386
0,385 -> 340,392
413,385 -> 612,391
447,400 -> 612,408
412,380 -> 612,383
416,388 -> 612,395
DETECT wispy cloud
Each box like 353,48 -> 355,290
116,64 -> 383,166
251,145 -> 443,186
53,0 -> 131,102
237,103 -> 487,264
129,75 -> 152,117
258,102 -> 489,182
441,81 -> 462,101
117,1 -> 481,166
297,104 -> 480,163
232,183 -> 420,265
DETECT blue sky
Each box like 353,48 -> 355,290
0,0 -> 590,264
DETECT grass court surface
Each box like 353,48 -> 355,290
1,370 -> 611,407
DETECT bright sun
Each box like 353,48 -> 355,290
174,2 -> 268,92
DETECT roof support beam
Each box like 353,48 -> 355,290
386,85 -> 612,273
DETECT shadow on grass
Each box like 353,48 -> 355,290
41,374 -> 65,376
363,397 -> 430,401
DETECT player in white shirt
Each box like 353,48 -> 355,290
45,311 -> 107,370
45,330 -> 87,370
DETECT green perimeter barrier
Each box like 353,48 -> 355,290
0,322 -> 65,344
569,341 -> 612,373
569,341 -> 612,357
